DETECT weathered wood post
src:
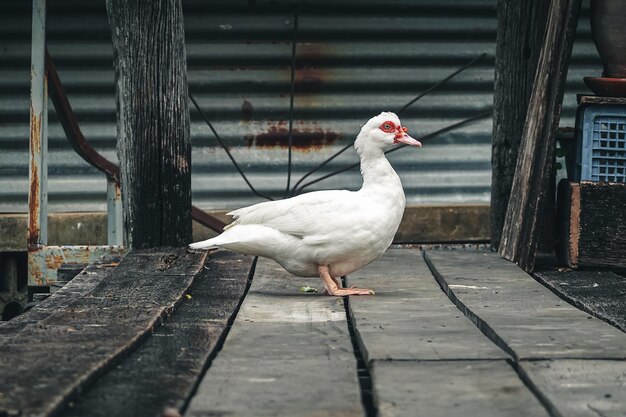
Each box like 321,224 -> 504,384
499,0 -> 582,272
106,0 -> 192,248
490,0 -> 549,250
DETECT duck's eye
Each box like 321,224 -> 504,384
379,121 -> 396,133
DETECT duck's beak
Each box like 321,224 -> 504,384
394,131 -> 422,147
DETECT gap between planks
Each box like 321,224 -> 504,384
185,257 -> 363,417
347,248 -> 548,417
423,248 -> 626,417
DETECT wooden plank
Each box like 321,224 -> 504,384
347,248 -> 506,361
424,249 -> 626,360
499,0 -> 582,272
520,360 -> 626,417
185,257 -> 363,417
490,0 -> 549,249
0,259 -> 121,340
59,251 -> 252,417
578,95 -> 626,106
348,249 -> 548,416
535,269 -> 626,333
374,361 -> 548,417
0,248 -> 206,417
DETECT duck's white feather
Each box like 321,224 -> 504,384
189,111 -> 419,278
226,190 -> 353,238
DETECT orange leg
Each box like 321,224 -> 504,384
318,265 -> 375,296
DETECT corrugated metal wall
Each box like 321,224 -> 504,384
0,0 -> 601,212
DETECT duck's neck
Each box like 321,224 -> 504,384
358,147 -> 402,191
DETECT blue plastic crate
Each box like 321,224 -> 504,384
575,105 -> 626,183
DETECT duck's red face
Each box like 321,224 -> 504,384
378,120 -> 422,146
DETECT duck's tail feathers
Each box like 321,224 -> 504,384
188,225 -> 258,250
188,237 -> 221,250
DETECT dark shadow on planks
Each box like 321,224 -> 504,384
0,248 -> 253,417
58,250 -> 253,417
535,269 -> 626,333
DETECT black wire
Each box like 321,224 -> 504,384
288,53 -> 487,196
288,142 -> 352,197
285,13 -> 299,198
397,53 -> 486,114
292,110 -> 492,195
189,93 -> 274,201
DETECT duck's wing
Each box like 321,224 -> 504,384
227,190 -> 356,238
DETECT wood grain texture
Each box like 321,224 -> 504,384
348,250 -> 548,416
520,360 -> 626,417
490,0 -> 550,250
106,0 -> 192,248
0,260 -> 120,341
556,180 -> 580,267
557,181 -> 626,268
578,95 -> 626,106
534,269 -> 626,333
499,0 -> 582,272
185,257 -> 363,417
60,251 -> 253,417
347,248 -> 506,362
374,361 -> 548,417
0,248 -> 206,417
424,249 -> 626,360
578,182 -> 626,268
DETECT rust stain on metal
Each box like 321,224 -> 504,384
27,252 -> 44,286
28,108 -> 42,246
245,123 -> 340,150
45,253 -> 65,270
294,43 -> 326,90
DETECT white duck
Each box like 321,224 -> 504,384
189,112 -> 421,296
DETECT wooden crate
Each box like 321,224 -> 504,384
557,180 -> 626,269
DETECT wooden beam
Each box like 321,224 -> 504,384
106,0 -> 192,248
521,360 -> 626,417
424,249 -> 626,360
60,251 -> 253,417
0,205 -> 491,251
348,249 -> 548,416
556,180 -> 626,269
185,258 -> 363,416
0,248 -> 206,417
347,248 -> 506,362
499,0 -> 582,271
490,0 -> 550,250
373,361 -> 548,417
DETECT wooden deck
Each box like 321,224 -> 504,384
1,247 -> 625,416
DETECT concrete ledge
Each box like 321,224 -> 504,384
0,205 -> 489,251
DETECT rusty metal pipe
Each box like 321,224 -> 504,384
45,50 -> 225,233
28,0 -> 48,249
46,48 -> 120,182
